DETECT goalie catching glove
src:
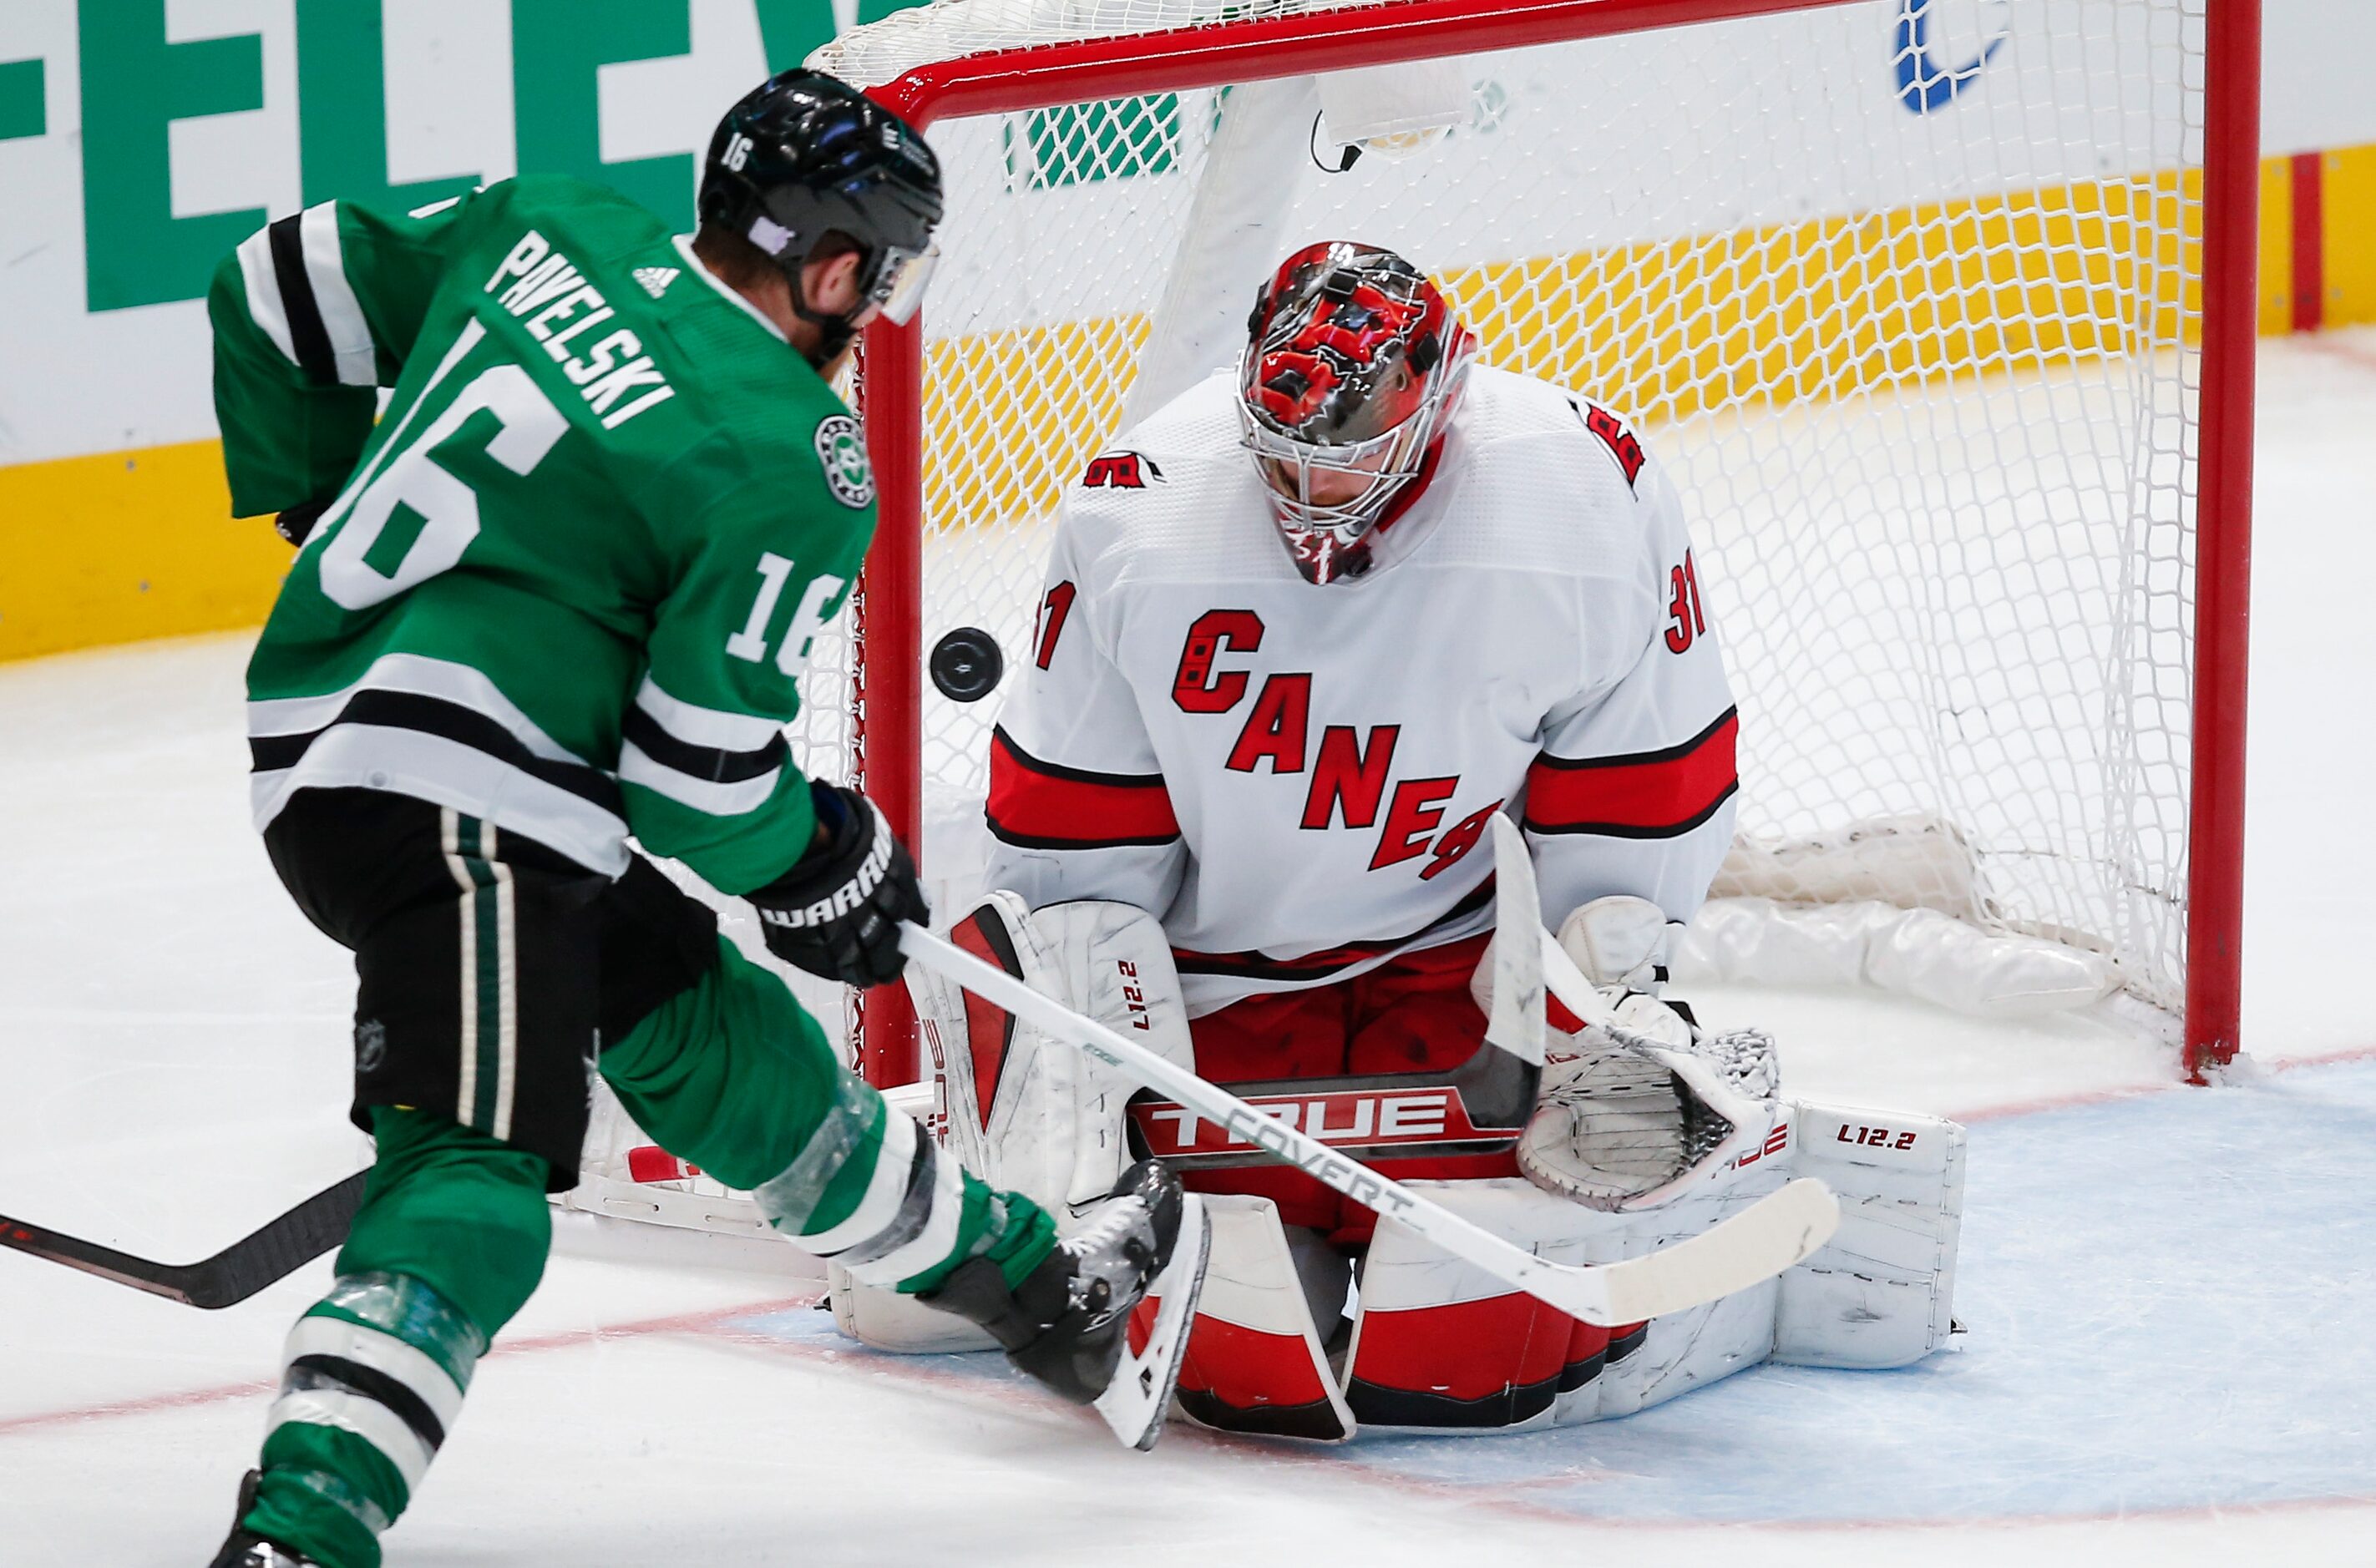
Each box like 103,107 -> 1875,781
1481,894 -> 1778,1210
750,782 -> 928,986
1476,894 -> 1964,1384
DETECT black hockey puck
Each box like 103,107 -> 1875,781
930,626 -> 1005,702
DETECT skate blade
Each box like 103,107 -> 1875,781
1092,1192 -> 1212,1452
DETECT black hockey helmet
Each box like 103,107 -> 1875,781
699,70 -> 943,354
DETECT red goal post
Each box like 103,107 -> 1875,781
827,0 -> 2261,1086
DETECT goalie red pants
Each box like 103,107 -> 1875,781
1183,932 -> 1518,1242
1172,932 -> 1644,1434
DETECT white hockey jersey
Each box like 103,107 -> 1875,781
982,366 -> 1738,1016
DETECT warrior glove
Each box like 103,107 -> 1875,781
750,782 -> 927,986
275,496 -> 336,547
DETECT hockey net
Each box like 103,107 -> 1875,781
575,0 -> 2256,1237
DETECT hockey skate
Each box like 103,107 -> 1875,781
922,1158 -> 1210,1450
206,1471 -> 319,1567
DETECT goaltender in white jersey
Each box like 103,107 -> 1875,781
874,243 -> 1967,1440
983,306 -> 1736,1014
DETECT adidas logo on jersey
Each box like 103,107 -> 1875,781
634,266 -> 680,299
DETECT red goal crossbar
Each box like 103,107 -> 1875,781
848,0 -> 2262,1086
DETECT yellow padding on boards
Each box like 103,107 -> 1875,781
2322,144 -> 2376,331
0,439 -> 288,663
2260,151 -> 2297,336
921,166 -> 2219,535
2,150 -> 2359,665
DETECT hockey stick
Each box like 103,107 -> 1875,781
0,1171 -> 367,1310
899,817 -> 1838,1326
1532,922 -> 1629,1033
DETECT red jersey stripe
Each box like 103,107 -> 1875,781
1524,707 -> 1739,838
986,726 -> 1182,849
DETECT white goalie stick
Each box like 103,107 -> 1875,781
899,816 -> 1839,1328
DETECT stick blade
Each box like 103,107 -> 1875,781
1595,1176 -> 1842,1324
180,1172 -> 368,1309
0,1171 -> 366,1312
1482,814 -> 1546,1067
0,1216 -> 202,1305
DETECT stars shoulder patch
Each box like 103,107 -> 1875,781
814,414 -> 874,508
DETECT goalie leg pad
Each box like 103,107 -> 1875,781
841,896 -> 1193,1355
1771,1099 -> 1965,1369
1171,1196 -> 1355,1443
1177,1186 -> 1624,1440
1566,1100 -> 1795,1419
1338,1175 -> 1796,1431
1346,1179 -> 1629,1434
907,893 -> 1196,1213
1583,1095 -> 1966,1409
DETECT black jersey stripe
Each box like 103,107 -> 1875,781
1530,706 -> 1740,773
621,703 -> 788,785
267,213 -> 338,387
988,725 -> 1167,788
1170,879 -> 1496,981
250,689 -> 624,815
286,1354 -> 448,1452
1522,778 -> 1739,840
983,819 -> 1186,852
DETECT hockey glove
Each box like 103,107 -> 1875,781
275,497 -> 335,547
750,782 -> 928,987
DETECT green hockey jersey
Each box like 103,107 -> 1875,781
210,175 -> 879,894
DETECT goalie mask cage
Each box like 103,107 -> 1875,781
787,0 -> 2256,1088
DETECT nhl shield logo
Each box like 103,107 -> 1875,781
815,415 -> 874,508
354,1018 -> 388,1074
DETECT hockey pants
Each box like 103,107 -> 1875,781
241,792 -> 1056,1568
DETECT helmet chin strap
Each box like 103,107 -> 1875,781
783,256 -> 869,369
789,291 -> 861,370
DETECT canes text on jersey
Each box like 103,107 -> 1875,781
1170,608 -> 1499,881
485,232 -> 678,432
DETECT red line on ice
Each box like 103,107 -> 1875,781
2296,332 -> 2376,374
1955,1042 -> 2376,1124
0,1291 -> 820,1437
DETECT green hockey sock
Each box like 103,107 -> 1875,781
601,938 -> 1056,1292
243,1110 -> 550,1568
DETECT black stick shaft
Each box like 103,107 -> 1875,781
0,1171 -> 368,1310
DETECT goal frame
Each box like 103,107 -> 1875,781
843,0 -> 2262,1087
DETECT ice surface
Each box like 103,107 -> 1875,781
4,334 -> 2376,1565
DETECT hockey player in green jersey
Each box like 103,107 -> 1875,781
203,73 -> 1208,1568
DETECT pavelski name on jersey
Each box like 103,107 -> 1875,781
485,231 -> 677,431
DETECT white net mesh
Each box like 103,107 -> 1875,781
788,0 -> 2206,1042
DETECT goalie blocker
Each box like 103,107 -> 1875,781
841,893 -> 1963,1439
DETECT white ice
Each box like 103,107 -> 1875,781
5,332 -> 2376,1565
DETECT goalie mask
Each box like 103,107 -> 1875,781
1239,241 -> 1477,584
